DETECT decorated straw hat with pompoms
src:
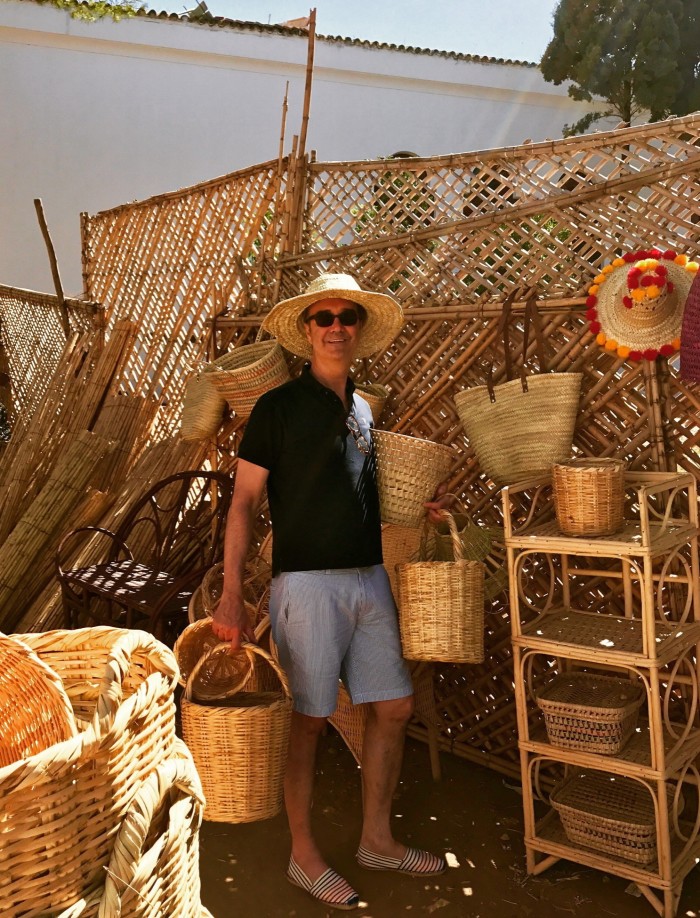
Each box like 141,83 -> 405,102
586,249 -> 699,361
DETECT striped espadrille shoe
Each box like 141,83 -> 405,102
356,845 -> 447,876
287,856 -> 360,910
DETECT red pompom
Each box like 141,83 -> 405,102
635,250 -> 650,260
640,275 -> 654,287
585,308 -> 598,320
659,344 -> 674,357
627,274 -> 640,289
649,248 -> 661,257
586,295 -> 598,307
623,296 -> 633,309
623,252 -> 637,263
643,348 -> 659,361
589,321 -> 601,334
662,250 -> 677,260
629,350 -> 642,361
628,266 -> 642,277
657,264 -> 667,276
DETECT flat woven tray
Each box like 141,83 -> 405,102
536,671 -> 644,754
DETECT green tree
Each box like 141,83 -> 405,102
29,0 -> 145,22
541,0 -> 700,136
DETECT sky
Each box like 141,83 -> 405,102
162,0 -> 561,64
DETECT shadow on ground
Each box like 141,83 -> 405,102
200,732 -> 700,917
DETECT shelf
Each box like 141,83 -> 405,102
506,520 -> 697,556
520,722 -> 700,779
513,609 -> 700,666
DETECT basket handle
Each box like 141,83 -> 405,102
184,640 -> 291,701
434,509 -> 464,562
486,287 -> 547,400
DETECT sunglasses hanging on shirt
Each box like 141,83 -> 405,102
345,412 -> 371,455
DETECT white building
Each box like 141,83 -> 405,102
0,0 -> 612,293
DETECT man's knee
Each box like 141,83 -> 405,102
291,710 -> 328,739
370,694 -> 415,726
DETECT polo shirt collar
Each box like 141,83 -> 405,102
300,364 -> 355,413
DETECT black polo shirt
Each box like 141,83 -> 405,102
238,366 -> 383,575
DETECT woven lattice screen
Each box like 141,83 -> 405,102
73,113 -> 700,777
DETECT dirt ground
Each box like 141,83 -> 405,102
198,731 -> 700,918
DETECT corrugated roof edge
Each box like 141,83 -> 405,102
11,0 -> 537,68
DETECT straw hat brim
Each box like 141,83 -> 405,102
261,286 -> 404,359
596,261 -> 693,352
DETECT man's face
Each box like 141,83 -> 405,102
303,297 -> 362,361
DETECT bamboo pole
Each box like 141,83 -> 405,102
34,198 -> 70,339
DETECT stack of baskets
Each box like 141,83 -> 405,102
2,627 -> 209,918
175,625 -> 292,823
552,457 -> 626,537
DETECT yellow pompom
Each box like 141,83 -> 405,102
612,258 -> 625,268
617,345 -> 631,358
686,261 -> 699,273
647,259 -> 659,270
596,332 -> 607,345
675,254 -> 689,265
588,284 -> 600,295
631,288 -> 646,302
646,285 -> 660,299
672,337 -> 681,349
636,259 -> 650,271
602,264 -> 614,275
594,273 -> 607,285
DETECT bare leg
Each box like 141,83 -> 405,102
359,694 -> 414,857
285,710 -> 331,881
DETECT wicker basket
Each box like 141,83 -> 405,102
208,341 -> 290,420
372,429 -> 454,528
550,771 -> 674,865
188,584 -> 206,623
536,672 -> 644,755
553,458 -> 626,536
180,641 -> 292,823
3,627 -> 178,917
0,632 -> 77,766
174,618 -> 253,701
356,383 -> 390,421
396,511 -> 485,663
180,371 -> 226,441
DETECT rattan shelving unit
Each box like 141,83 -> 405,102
502,471 -> 700,918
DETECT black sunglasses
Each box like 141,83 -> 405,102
305,308 -> 359,328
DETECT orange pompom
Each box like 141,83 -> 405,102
612,258 -> 625,268
596,332 -> 607,345
631,288 -> 646,302
617,346 -> 631,358
674,254 -> 689,265
594,273 -> 607,285
604,338 -> 618,351
588,284 -> 600,295
671,337 -> 681,349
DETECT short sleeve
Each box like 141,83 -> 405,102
237,392 -> 281,470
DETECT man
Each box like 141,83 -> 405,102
212,273 -> 449,910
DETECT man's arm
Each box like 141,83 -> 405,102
212,458 -> 269,650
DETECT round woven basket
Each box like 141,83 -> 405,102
0,633 -> 77,767
174,619 -> 253,701
208,342 -> 290,420
356,383 -> 390,421
553,457 -> 626,536
188,584 -> 206,624
180,642 -> 292,823
372,429 -> 454,528
396,512 -> 485,663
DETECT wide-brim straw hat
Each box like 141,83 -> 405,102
261,273 -> 404,359
586,248 -> 699,360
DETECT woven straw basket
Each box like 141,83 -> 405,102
553,457 -> 626,536
180,371 -> 226,441
0,632 -> 77,766
181,641 -> 292,823
3,627 -> 178,917
372,429 -> 454,528
551,771 -> 674,865
356,383 -> 390,421
536,672 -> 644,755
208,341 -> 290,419
397,511 -> 485,663
174,618 -> 254,701
454,372 -> 582,486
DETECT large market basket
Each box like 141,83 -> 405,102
372,429 -> 454,528
0,632 -> 77,766
3,627 -> 178,917
181,641 -> 292,823
208,340 -> 290,419
396,511 -> 485,663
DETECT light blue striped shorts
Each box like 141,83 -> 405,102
268,564 -> 413,718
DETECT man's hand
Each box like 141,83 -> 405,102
212,591 -> 257,652
423,481 -> 455,524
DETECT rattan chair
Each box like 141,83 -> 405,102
57,470 -> 233,645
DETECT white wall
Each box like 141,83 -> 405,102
0,1 -> 612,293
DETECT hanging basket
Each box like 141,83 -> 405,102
552,457 -> 626,536
356,383 -> 390,421
396,511 -> 485,663
208,341 -> 290,420
180,641 -> 292,823
180,371 -> 226,441
372,429 -> 454,528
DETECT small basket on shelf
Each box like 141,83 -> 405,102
536,671 -> 644,755
550,770 -> 676,866
552,457 -> 626,537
